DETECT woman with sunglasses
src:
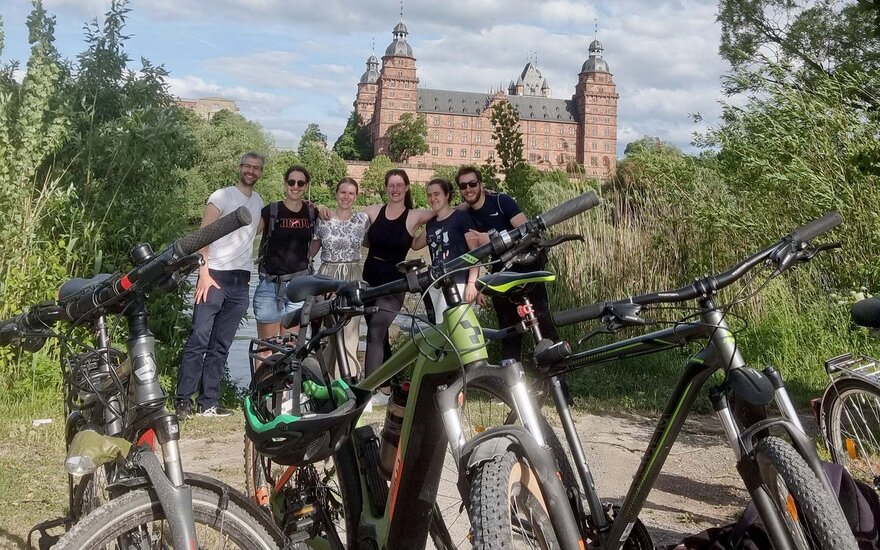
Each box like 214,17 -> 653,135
311,177 -> 370,379
253,165 -> 318,340
360,169 -> 433,395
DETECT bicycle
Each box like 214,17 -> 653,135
460,211 -> 857,549
816,297 -> 880,491
0,206 -> 281,549
240,191 -> 602,549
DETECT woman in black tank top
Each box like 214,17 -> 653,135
360,170 -> 432,382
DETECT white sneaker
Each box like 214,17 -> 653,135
196,405 -> 233,417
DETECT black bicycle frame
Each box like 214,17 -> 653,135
558,301 -> 824,550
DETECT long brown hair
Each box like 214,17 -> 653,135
384,169 -> 413,209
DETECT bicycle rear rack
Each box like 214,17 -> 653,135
824,353 -> 880,382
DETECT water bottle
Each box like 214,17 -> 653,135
379,382 -> 410,478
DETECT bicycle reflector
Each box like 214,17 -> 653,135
65,430 -> 132,476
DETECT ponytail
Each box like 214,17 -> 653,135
404,190 -> 414,209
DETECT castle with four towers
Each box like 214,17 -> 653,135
352,17 -> 619,179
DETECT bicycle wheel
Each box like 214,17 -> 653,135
467,449 -> 561,549
434,377 -> 577,549
70,464 -> 111,520
245,435 -> 346,547
753,436 -> 857,550
823,377 -> 880,490
55,485 -> 277,549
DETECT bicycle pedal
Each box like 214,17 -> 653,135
28,516 -> 71,550
354,424 -> 388,516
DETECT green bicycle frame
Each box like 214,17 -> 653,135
340,302 -> 487,548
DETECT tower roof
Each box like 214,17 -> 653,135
385,19 -> 414,58
359,55 -> 380,84
512,60 -> 546,96
582,39 -> 610,73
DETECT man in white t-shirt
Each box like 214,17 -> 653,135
175,152 -> 265,419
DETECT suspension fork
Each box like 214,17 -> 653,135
125,296 -> 197,549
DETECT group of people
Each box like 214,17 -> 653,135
173,152 -> 557,419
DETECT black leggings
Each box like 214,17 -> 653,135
364,292 -> 405,377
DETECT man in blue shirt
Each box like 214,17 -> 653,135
456,165 -> 559,363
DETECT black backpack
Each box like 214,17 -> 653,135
669,462 -> 880,550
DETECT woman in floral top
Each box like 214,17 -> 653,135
312,177 -> 370,379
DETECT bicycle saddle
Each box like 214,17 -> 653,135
852,297 -> 880,329
476,271 -> 555,297
58,274 -> 114,302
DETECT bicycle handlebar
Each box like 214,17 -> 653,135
281,192 -> 600,328
553,212 -> 842,327
0,206 -> 252,349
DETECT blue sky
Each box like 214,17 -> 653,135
3,0 -> 730,156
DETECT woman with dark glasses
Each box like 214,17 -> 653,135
253,165 -> 319,340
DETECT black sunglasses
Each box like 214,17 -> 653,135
457,180 -> 480,190
286,179 -> 308,188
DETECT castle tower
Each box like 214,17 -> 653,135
355,54 -> 380,125
371,19 -> 420,155
574,39 -> 618,178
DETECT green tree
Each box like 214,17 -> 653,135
490,101 -> 525,176
299,140 -> 347,188
385,113 -> 428,162
360,155 -> 394,202
333,111 -> 372,160
182,109 -> 271,221
298,122 -> 327,155
717,0 -> 880,97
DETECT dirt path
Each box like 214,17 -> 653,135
177,409 -> 759,547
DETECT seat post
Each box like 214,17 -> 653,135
518,296 -> 543,342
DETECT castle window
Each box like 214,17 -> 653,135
604,127 -> 611,137
462,120 -> 469,129
461,134 -> 468,143
446,148 -> 453,157
448,131 -> 454,141
432,131 -> 439,140
433,116 -> 440,126
432,147 -> 438,156
604,142 -> 610,151
529,137 -> 536,147
591,156 -> 598,166
544,138 -> 549,148
529,122 -> 536,132
460,149 -> 467,158
474,150 -> 481,158
475,119 -> 482,129
475,134 -> 482,144
558,126 -> 564,135
448,117 -> 454,127
487,150 -> 494,159
529,153 -> 536,162
592,141 -> 598,150
591,127 -> 597,136
569,126 -> 576,135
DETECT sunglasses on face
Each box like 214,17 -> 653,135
457,180 -> 480,190
286,179 -> 308,188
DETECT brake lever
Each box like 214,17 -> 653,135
537,234 -> 584,249
797,241 -> 842,262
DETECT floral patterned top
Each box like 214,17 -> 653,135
314,212 -> 370,263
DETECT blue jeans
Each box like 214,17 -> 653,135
176,269 -> 250,409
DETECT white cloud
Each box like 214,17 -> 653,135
166,75 -> 294,116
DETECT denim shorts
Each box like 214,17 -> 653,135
253,278 -> 303,323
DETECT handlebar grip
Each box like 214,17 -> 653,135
552,301 -> 607,327
174,206 -> 253,257
281,299 -> 333,329
789,212 -> 842,244
538,192 -> 600,229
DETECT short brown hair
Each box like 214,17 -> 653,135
455,165 -> 482,186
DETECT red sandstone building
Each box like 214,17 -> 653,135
354,19 -> 619,179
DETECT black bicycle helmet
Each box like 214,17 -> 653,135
244,354 -> 370,465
